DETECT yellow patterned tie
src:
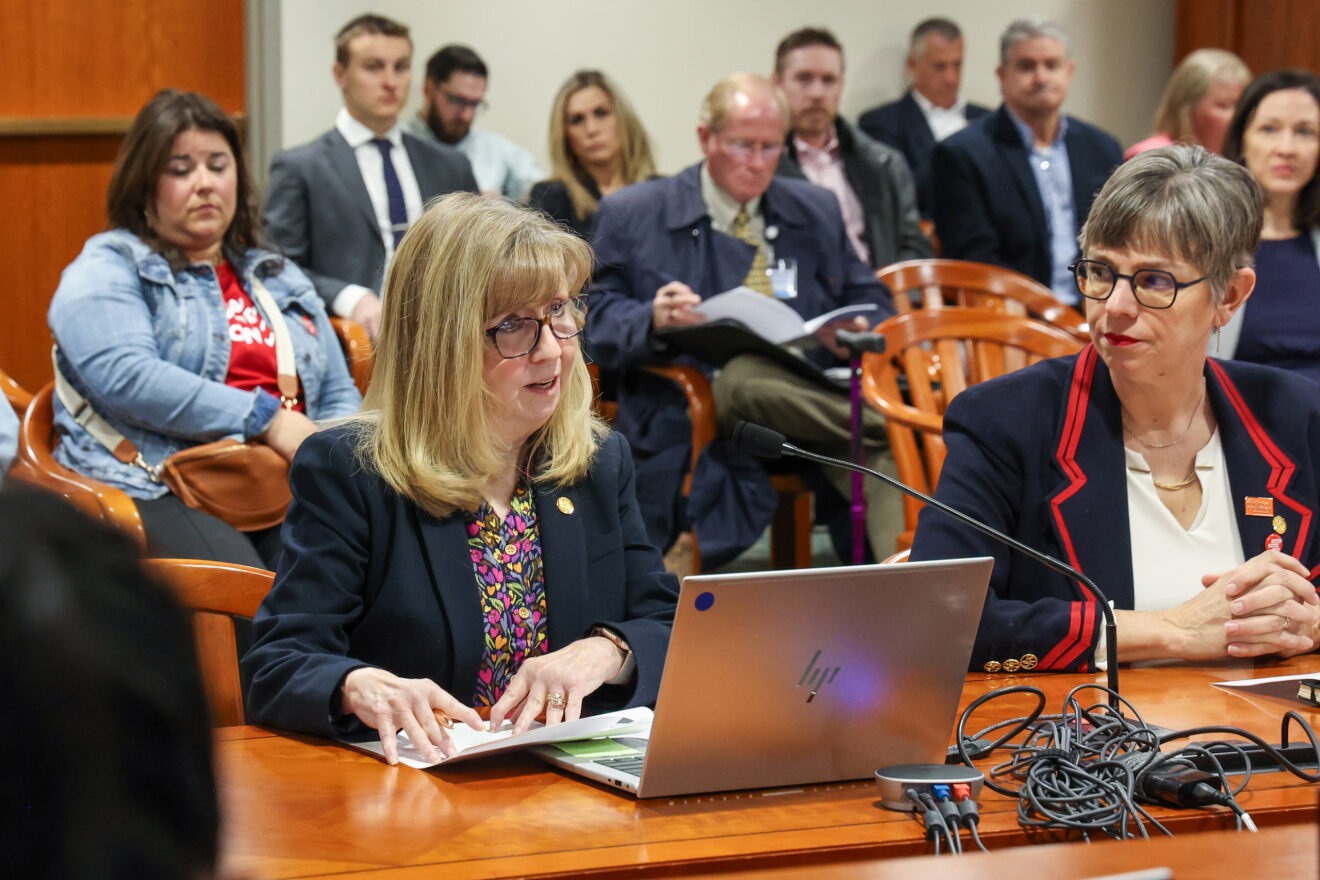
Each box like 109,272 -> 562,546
731,206 -> 774,297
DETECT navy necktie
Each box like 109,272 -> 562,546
372,138 -> 408,249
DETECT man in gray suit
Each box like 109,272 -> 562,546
264,14 -> 477,338
771,27 -> 931,269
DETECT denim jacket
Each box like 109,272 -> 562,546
49,229 -> 362,498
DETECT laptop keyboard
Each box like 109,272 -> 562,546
596,754 -> 646,776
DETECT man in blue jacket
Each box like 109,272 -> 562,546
586,73 -> 898,568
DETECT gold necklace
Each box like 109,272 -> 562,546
1122,379 -> 1207,449
1153,469 -> 1199,491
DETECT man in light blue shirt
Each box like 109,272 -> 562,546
931,18 -> 1122,303
406,45 -> 544,201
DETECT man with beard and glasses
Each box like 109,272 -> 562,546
406,44 -> 544,201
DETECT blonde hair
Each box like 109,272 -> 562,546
699,73 -> 789,133
547,70 -> 656,225
355,192 -> 607,517
1153,49 -> 1251,143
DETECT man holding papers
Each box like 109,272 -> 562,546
587,73 -> 898,568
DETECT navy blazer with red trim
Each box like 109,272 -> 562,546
910,347 -> 1320,672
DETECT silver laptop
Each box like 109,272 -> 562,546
532,557 -> 992,798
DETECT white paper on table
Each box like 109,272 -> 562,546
339,706 -> 654,769
1211,670 -> 1320,705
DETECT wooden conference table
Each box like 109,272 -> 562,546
216,658 -> 1320,879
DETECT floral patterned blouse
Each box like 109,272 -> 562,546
464,483 -> 550,706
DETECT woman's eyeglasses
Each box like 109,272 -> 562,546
1070,259 -> 1207,310
485,298 -> 585,359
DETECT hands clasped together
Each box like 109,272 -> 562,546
1160,550 -> 1320,660
339,635 -> 627,765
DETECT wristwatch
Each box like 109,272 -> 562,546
591,625 -> 637,684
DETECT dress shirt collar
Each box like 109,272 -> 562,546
336,107 -> 404,150
791,126 -> 841,163
912,88 -> 966,118
700,162 -> 762,232
1006,105 -> 1069,151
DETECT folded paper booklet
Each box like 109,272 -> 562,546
340,706 -> 654,770
654,286 -> 879,388
689,286 -> 881,346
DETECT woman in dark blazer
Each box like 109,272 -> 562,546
244,193 -> 677,764
912,146 -> 1320,673
527,70 -> 657,239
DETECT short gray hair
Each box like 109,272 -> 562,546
999,17 -> 1069,66
909,17 -> 962,60
1078,145 -> 1263,303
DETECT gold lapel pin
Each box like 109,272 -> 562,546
1273,515 -> 1288,535
556,497 -> 575,515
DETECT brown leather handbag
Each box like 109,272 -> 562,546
157,439 -> 291,531
54,277 -> 299,532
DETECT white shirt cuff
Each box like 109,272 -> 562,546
332,284 -> 373,319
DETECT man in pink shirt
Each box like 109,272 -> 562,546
773,27 -> 932,269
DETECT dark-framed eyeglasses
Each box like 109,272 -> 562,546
1070,259 -> 1208,310
485,298 -> 585,359
441,88 -> 488,113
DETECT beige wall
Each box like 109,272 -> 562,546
275,0 -> 1175,175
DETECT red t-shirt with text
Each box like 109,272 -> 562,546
217,262 -> 304,412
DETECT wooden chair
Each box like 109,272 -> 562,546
147,558 -> 274,727
861,308 -> 1084,552
878,259 -> 1090,343
15,383 -> 147,549
2,367 -> 33,416
330,316 -> 374,396
588,363 -> 814,572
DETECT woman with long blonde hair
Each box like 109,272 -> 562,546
244,193 -> 677,764
529,70 -> 657,238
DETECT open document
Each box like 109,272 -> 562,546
340,707 -> 654,770
690,286 -> 880,346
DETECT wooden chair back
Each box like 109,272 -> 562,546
878,258 -> 1090,343
147,558 -> 275,727
15,384 -> 146,548
329,316 -> 374,397
2,367 -> 33,416
861,308 -> 1084,551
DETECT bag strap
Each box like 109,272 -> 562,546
50,270 -> 303,477
249,276 -> 300,407
51,346 -> 146,469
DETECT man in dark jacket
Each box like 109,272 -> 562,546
930,17 -> 1122,303
772,27 -> 932,269
859,18 -> 990,218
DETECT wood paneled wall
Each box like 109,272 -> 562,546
0,1 -> 245,392
1176,0 -> 1320,73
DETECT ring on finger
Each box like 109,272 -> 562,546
546,692 -> 567,709
1280,614 -> 1292,633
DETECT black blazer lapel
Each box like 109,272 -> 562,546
1045,348 -> 1136,607
991,108 -> 1048,234
324,130 -> 384,236
415,508 -> 484,702
900,95 -> 935,157
535,482 -> 594,650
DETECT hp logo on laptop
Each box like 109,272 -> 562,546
798,649 -> 840,702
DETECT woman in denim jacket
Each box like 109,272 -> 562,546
48,90 -> 361,568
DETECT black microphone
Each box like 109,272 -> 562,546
732,420 -> 1121,709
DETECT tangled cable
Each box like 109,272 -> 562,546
947,683 -> 1320,841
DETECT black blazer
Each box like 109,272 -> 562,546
857,92 -> 991,217
243,426 -> 678,739
263,128 -> 479,309
930,105 -> 1122,288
